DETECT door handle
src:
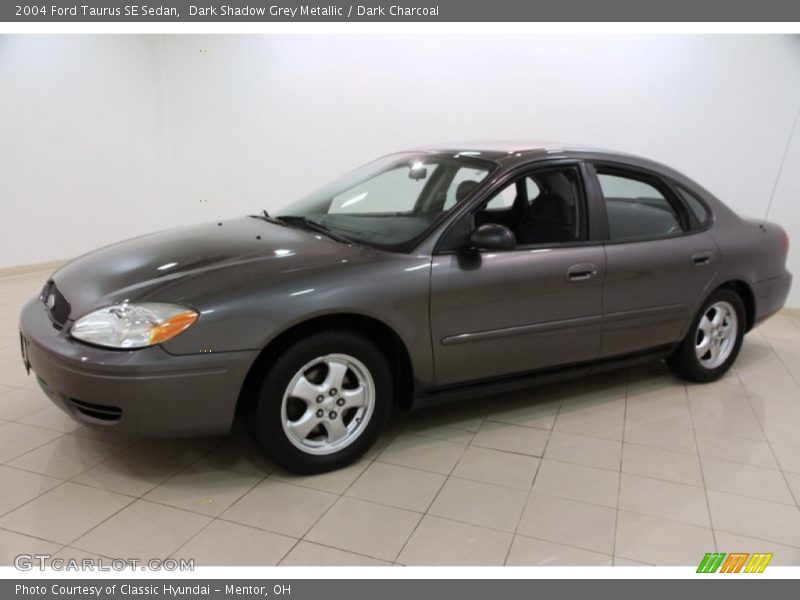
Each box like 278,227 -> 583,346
692,251 -> 713,266
566,263 -> 598,282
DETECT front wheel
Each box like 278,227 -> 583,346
667,289 -> 745,383
252,331 -> 393,474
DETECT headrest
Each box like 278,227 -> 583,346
456,180 -> 480,203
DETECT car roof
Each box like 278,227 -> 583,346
412,142 -> 696,185
414,140 -> 644,162
414,140 -> 591,153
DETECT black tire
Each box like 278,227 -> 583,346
252,330 -> 393,474
667,288 -> 746,383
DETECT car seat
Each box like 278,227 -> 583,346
515,193 -> 575,245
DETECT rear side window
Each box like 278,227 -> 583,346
597,172 -> 684,241
674,184 -> 711,227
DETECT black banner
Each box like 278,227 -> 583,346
4,579 -> 800,600
3,0 -> 800,22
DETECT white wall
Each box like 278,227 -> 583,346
2,34 -> 800,305
0,36 -> 167,263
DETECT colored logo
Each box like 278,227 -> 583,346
697,552 -> 773,573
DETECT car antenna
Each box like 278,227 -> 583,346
763,101 -> 800,224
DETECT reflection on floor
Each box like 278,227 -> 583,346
1,268 -> 799,566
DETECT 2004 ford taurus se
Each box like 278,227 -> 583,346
19,144 -> 792,472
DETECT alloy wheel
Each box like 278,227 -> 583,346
695,300 -> 738,370
280,353 -> 375,455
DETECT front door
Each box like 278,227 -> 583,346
430,163 -> 606,386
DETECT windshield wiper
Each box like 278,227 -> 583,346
251,209 -> 286,226
278,216 -> 353,244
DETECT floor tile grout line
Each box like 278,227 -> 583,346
60,491 -> 139,551
511,530 -> 616,562
0,477 -> 74,521
166,472 -> 270,564
542,463 -> 799,508
0,429 -> 68,467
56,546 -> 115,561
292,457 -> 387,558
273,453 -> 384,566
756,329 -> 800,389
54,437 -> 214,498
148,437 -> 278,525
59,436 -> 228,551
502,402 -> 559,566
710,525 -> 800,551
0,524 -> 69,554
732,366 -> 800,511
277,538 -> 395,566
685,375 -> 718,553
390,415 -> 481,564
372,428 -> 549,479
0,461 -> 68,484
610,368 -> 630,565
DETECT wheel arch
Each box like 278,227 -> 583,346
715,279 -> 756,332
235,313 -> 415,417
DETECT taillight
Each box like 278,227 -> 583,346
782,228 -> 790,253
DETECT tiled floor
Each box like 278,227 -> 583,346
1,268 -> 800,566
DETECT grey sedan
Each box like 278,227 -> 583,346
19,144 -> 792,473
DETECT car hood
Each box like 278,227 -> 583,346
51,216 -> 364,318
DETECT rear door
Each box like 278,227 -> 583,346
587,164 -> 719,358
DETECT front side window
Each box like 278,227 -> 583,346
597,171 -> 684,241
474,166 -> 585,246
277,153 -> 496,249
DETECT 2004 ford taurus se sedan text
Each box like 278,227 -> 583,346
19,144 -> 792,472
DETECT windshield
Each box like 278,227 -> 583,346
276,152 -> 497,249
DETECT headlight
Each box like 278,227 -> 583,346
70,303 -> 198,349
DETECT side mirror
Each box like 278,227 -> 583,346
469,223 -> 516,251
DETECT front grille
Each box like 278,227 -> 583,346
40,280 -> 71,329
69,398 -> 123,423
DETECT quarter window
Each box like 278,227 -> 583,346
597,172 -> 684,241
675,184 -> 711,227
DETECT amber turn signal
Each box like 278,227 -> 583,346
148,311 -> 199,345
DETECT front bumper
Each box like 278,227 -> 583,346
19,298 -> 258,437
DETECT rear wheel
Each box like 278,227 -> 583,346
667,289 -> 745,383
252,331 -> 392,473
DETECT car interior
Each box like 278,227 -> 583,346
472,168 -> 583,246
